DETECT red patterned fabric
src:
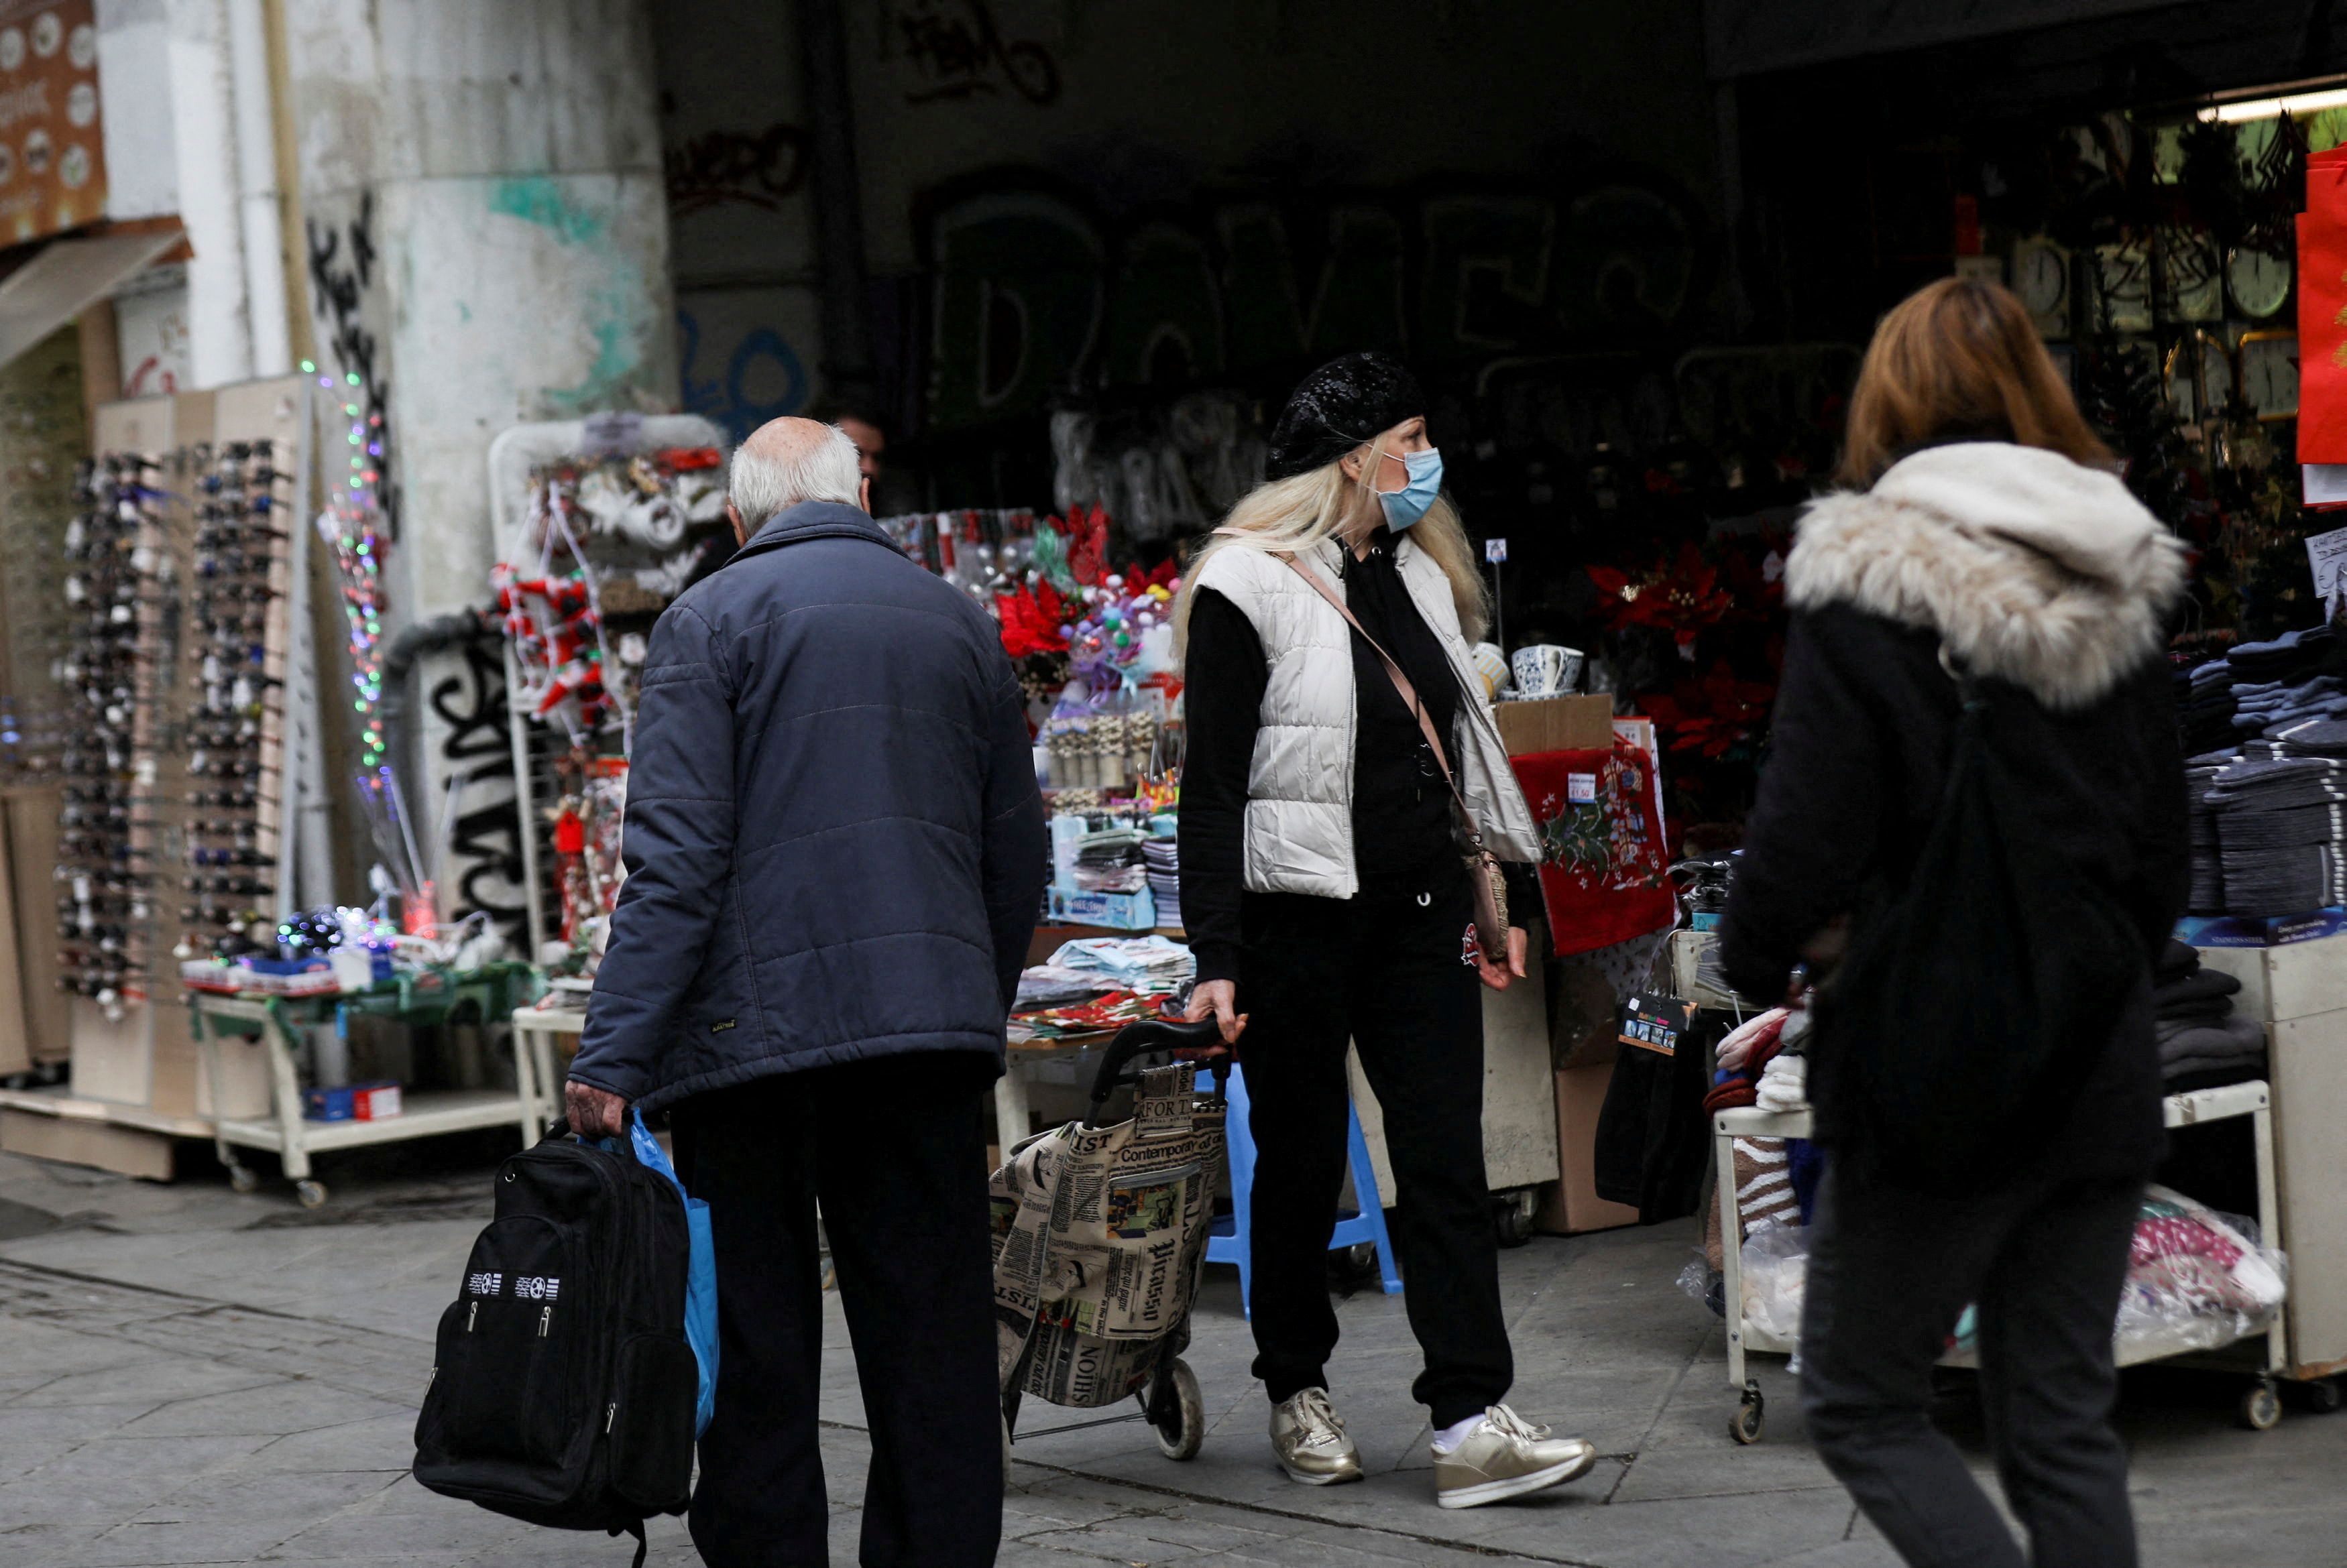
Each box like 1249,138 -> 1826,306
1513,740 -> 1674,956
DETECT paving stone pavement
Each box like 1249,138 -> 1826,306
1,1146 -> 2342,1566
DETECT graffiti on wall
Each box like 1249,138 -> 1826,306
427,638 -> 531,947
665,121 -> 810,218
921,178 -> 1705,429
306,190 -> 402,537
679,294 -> 815,442
880,0 -> 1061,106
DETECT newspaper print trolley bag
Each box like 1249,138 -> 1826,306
992,1017 -> 1227,1461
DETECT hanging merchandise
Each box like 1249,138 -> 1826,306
1049,392 -> 1265,542
485,418 -> 731,963
180,440 -> 294,962
1518,739 -> 1674,957
55,454 -> 168,1018
499,447 -> 727,756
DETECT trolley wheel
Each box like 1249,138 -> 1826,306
1150,1358 -> 1205,1461
294,1180 -> 328,1210
1342,1241 -> 1379,1274
2288,1376 -> 2343,1414
227,1165 -> 258,1195
1730,1383 -> 1765,1445
1494,1190 -> 1537,1249
2238,1379 -> 2283,1432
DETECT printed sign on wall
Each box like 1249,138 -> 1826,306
0,1 -> 103,245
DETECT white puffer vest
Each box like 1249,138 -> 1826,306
1190,535 -> 1540,899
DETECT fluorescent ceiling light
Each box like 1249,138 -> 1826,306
2200,86 -> 2347,123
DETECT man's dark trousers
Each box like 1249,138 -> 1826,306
670,1054 -> 1000,1567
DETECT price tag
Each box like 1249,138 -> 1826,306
1484,537 -> 1509,563
1619,991 -> 1696,1057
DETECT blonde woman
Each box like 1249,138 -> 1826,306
1177,353 -> 1595,1509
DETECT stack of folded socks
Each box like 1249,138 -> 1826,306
2179,660 -> 2240,757
2185,752 -> 2229,912
2227,626 -> 2347,740
2153,939 -> 2266,1089
2271,717 -> 2347,760
2201,755 -> 2347,916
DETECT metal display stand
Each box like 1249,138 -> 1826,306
187,962 -> 546,1205
1714,1080 -> 2293,1443
482,415 -> 730,960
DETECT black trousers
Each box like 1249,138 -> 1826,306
669,1055 -> 1000,1568
1799,1163 -> 2144,1568
1235,871 -> 1509,1428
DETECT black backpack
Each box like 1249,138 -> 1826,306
412,1121 -> 697,1566
1821,667 -> 2145,1194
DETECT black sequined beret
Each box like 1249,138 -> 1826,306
1263,352 -> 1426,481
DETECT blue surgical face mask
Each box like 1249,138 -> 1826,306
1377,446 -> 1443,532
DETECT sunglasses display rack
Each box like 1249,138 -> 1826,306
55,453 -> 172,1021
181,440 -> 294,964
0,378 -> 321,1145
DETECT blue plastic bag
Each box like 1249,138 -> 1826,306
630,1110 -> 720,1437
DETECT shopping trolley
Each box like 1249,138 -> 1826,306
992,1016 -> 1227,1462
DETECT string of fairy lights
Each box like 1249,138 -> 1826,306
301,359 -> 391,775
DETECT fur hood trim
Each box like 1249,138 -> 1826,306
1785,442 -> 2187,709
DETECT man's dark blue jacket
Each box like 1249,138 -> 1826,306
569,501 -> 1047,1114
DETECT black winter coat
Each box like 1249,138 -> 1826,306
570,502 -> 1047,1113
1719,442 -> 2191,1179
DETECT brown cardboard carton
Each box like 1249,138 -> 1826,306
1535,1063 -> 1640,1235
1493,695 -> 1615,757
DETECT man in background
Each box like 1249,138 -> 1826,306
566,416 -> 1045,1567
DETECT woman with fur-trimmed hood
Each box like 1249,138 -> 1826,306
1721,279 -> 2189,1568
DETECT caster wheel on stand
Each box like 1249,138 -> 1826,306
227,1165 -> 258,1195
2288,1376 -> 2342,1415
2238,1379 -> 2282,1431
1493,1190 -> 1537,1248
294,1180 -> 328,1210
1149,1358 -> 1205,1461
1730,1382 -> 1766,1445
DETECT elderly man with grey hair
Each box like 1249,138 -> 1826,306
567,416 -> 1045,1567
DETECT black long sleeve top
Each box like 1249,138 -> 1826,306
1178,535 -> 1538,983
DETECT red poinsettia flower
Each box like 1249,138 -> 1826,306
994,582 -> 1072,658
1642,664 -> 1778,758
1587,542 -> 1735,650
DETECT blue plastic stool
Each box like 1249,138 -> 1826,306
1206,1062 -> 1403,1317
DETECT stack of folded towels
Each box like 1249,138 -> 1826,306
2155,940 -> 2266,1089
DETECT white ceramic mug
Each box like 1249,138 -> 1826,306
1511,644 -> 1583,697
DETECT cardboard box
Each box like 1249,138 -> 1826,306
2269,1006 -> 2347,1377
2177,909 -> 2347,949
1045,886 -> 1156,930
1535,1063 -> 1640,1235
1493,695 -> 1615,758
0,1107 -> 172,1181
2197,931 -> 2347,1024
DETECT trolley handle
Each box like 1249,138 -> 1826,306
1085,1016 -> 1227,1118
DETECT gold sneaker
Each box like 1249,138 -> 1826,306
1432,1404 -> 1597,1509
1269,1387 -> 1364,1486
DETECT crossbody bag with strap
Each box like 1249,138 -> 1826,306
1259,545 -> 1512,955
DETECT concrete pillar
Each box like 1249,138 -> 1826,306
280,0 -> 677,935
164,0 -> 253,387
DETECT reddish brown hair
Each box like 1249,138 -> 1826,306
1837,276 -> 2112,487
